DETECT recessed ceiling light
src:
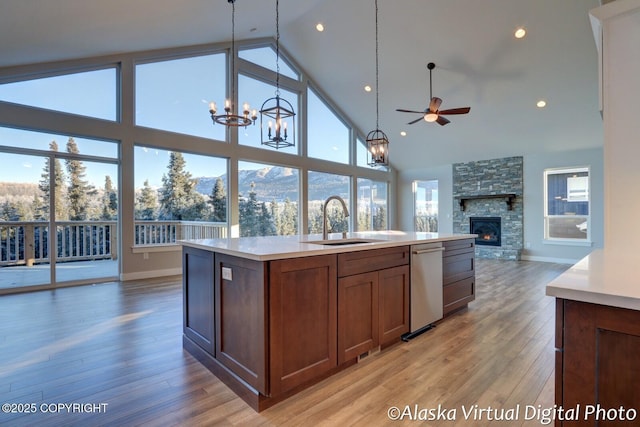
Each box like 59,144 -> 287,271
364,85 -> 372,92
400,131 -> 407,136
316,23 -> 324,32
537,100 -> 547,108
515,27 -> 526,39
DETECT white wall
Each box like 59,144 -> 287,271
522,148 -> 604,263
593,1 -> 640,252
397,147 -> 604,264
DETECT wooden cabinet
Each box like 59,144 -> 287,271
215,253 -> 268,395
337,271 -> 378,364
182,239 -> 468,411
269,254 -> 338,396
378,265 -> 410,345
555,299 -> 640,426
337,246 -> 410,364
182,246 -> 215,355
442,239 -> 475,316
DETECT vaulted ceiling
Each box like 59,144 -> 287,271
0,0 -> 603,171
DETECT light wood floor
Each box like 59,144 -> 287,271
0,259 -> 569,426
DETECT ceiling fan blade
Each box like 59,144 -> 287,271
429,97 -> 442,112
436,116 -> 450,126
439,107 -> 471,115
396,108 -> 425,114
407,116 -> 424,125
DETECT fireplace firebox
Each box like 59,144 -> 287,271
470,217 -> 501,247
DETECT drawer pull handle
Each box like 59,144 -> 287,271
413,248 -> 445,255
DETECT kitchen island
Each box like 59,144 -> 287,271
180,231 -> 475,411
546,249 -> 640,426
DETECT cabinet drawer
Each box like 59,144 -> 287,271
443,252 -> 474,284
443,277 -> 475,315
443,239 -> 475,258
338,246 -> 409,277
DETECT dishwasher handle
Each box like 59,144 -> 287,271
412,247 -> 445,255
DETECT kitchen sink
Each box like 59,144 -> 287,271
304,238 -> 383,246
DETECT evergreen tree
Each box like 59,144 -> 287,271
358,205 -> 371,231
38,140 -> 67,220
239,183 -> 260,236
135,179 -> 158,220
373,205 -> 386,230
280,198 -> 297,235
101,175 -> 118,220
158,152 -> 209,220
0,201 -> 19,221
65,138 -> 94,220
259,203 -> 276,236
31,194 -> 45,221
208,177 -> 227,222
270,200 -> 281,234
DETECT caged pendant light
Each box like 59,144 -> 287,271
259,0 -> 296,149
366,0 -> 389,167
208,0 -> 257,128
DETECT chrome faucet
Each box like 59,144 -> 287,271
322,195 -> 350,240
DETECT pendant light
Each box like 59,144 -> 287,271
208,0 -> 257,128
366,0 -> 389,167
259,0 -> 296,149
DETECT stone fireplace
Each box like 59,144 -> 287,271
453,157 -> 523,260
470,217 -> 501,247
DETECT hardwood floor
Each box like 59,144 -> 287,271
0,259 -> 569,426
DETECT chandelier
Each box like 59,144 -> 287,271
366,0 -> 389,167
259,0 -> 296,149
208,0 -> 257,127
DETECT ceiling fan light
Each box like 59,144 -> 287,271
424,112 -> 438,122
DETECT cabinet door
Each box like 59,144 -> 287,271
182,247 -> 215,355
379,265 -> 410,345
215,253 -> 268,394
269,254 -> 338,396
559,299 -> 640,426
338,271 -> 379,364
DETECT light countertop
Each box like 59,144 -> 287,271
545,249 -> 640,311
179,231 -> 476,261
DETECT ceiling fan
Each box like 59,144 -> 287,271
396,62 -> 470,126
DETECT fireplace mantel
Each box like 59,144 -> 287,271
457,193 -> 517,211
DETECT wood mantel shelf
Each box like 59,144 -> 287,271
457,193 -> 517,211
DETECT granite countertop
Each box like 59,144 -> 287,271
179,231 -> 476,261
545,249 -> 640,311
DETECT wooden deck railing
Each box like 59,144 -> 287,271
1,220 -> 227,266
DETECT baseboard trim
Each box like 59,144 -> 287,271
521,255 -> 578,265
121,267 -> 182,281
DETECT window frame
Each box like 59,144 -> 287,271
543,166 -> 591,244
413,179 -> 439,232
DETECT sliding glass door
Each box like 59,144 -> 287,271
0,127 -> 119,292
0,151 -> 51,291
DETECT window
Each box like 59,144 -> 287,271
1,127 -> 119,289
238,75 -> 298,155
0,127 -> 118,158
135,54 -> 226,141
239,46 -> 299,80
238,161 -> 299,237
307,88 -> 350,164
0,68 -> 117,121
414,180 -> 438,232
357,178 -> 387,231
308,171 -> 350,234
356,138 -> 369,168
134,146 -> 228,245
544,167 -> 590,241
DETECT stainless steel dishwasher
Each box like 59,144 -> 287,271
403,242 -> 444,341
